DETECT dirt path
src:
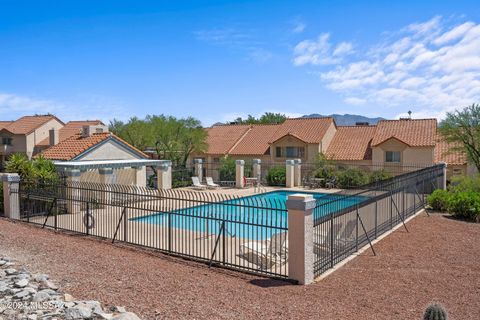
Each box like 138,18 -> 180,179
1,213 -> 479,319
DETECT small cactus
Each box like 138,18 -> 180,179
423,303 -> 448,320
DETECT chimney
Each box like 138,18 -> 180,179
49,128 -> 59,146
81,125 -> 109,138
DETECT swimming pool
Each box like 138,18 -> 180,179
132,190 -> 366,240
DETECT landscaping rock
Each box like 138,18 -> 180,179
32,290 -> 52,302
0,256 -> 142,319
5,268 -> 17,275
112,312 -> 142,320
64,305 -> 93,319
14,278 -> 29,288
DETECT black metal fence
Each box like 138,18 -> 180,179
16,181 -> 289,278
312,164 -> 444,276
9,163 -> 444,280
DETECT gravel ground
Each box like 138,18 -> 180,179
0,213 -> 479,320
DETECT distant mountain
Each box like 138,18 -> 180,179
302,113 -> 385,126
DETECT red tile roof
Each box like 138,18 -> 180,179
269,117 -> 335,143
435,135 -> 468,165
229,125 -> 278,155
205,118 -> 335,156
1,115 -> 63,135
40,132 -> 147,161
37,120 -> 104,146
0,121 -> 13,130
204,125 -> 251,155
371,119 -> 437,147
326,126 -> 376,161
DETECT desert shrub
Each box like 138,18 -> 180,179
368,169 -> 393,183
448,175 -> 480,193
219,157 -> 236,181
266,166 -> 286,186
447,191 -> 480,222
219,157 -> 252,181
172,167 -> 194,188
336,168 -> 369,188
427,189 -> 451,212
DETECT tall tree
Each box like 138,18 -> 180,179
110,115 -> 207,167
232,112 -> 287,124
439,104 -> 480,172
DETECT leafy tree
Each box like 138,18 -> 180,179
110,114 -> 207,167
232,112 -> 287,124
439,104 -> 480,172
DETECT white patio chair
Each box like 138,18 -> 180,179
240,232 -> 288,269
205,177 -> 220,189
191,176 -> 207,190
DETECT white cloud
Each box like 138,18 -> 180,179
294,16 -> 480,119
0,92 -> 129,123
292,21 -> 306,34
293,33 -> 353,66
344,97 -> 367,105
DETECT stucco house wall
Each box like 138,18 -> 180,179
320,122 -> 337,153
372,138 -> 434,166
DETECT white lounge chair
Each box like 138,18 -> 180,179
205,177 -> 219,189
240,232 -> 288,269
191,176 -> 207,190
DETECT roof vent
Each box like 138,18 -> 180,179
355,122 -> 369,126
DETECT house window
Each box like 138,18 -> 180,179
275,147 -> 282,158
2,137 -> 12,146
452,168 -> 462,176
213,157 -> 220,163
285,147 -> 305,158
385,151 -> 401,163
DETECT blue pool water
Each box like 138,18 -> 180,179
132,191 -> 366,240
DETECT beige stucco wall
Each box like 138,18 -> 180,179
372,138 -> 434,166
320,122 -> 337,153
80,168 -> 138,186
269,135 -> 316,163
78,140 -> 141,161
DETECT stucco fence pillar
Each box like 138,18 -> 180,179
286,160 -> 295,188
294,159 -> 302,187
2,173 -> 21,220
98,168 -> 114,205
134,166 -> 147,188
252,159 -> 261,183
236,160 -> 245,188
194,159 -> 203,182
65,169 -> 82,214
156,160 -> 172,190
287,193 -> 316,285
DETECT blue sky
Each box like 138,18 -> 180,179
1,0 -> 479,126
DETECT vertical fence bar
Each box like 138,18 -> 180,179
123,208 -> 128,242
330,212 -> 334,268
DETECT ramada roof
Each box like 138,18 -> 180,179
40,132 -> 148,161
326,126 -> 376,161
371,119 -> 437,147
0,115 -> 64,135
37,120 -> 104,146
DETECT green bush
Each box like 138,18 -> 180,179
266,166 -> 286,186
219,157 -> 252,181
368,169 -> 392,183
427,189 -> 451,212
219,157 -> 236,181
447,191 -> 480,222
336,168 -> 369,188
448,175 -> 480,193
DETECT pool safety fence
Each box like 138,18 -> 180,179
2,163 -> 445,282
